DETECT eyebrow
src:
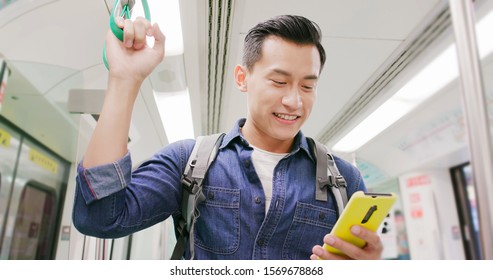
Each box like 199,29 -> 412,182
271,68 -> 319,80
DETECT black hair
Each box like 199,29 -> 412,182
242,15 -> 326,72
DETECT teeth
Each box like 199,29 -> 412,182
274,113 -> 298,121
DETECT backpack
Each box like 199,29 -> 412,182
170,133 -> 348,260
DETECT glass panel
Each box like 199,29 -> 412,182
0,120 -> 21,257
8,182 -> 56,259
0,131 -> 69,259
12,138 -> 68,259
1,47 -> 84,260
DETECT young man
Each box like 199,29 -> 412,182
73,14 -> 383,260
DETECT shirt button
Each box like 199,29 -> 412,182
208,192 -> 214,200
319,212 -> 326,220
255,197 -> 262,204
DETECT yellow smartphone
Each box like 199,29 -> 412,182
323,191 -> 397,255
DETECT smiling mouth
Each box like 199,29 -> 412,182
273,113 -> 300,121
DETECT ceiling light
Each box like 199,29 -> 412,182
332,8 -> 493,153
132,0 -> 184,55
154,89 -> 194,143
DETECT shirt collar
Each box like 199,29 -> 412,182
220,118 -> 316,162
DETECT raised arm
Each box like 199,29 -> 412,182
83,17 -> 165,168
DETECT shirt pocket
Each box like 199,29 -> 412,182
282,201 -> 338,260
194,185 -> 240,255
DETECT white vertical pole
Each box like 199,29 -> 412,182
449,0 -> 493,259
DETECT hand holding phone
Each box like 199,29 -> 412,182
323,191 -> 397,255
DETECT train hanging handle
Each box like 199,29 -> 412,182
103,0 -> 151,70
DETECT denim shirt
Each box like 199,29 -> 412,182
73,119 -> 366,260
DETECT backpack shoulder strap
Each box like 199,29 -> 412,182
307,137 -> 348,216
171,133 -> 225,260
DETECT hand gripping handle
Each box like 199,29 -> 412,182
103,0 -> 151,69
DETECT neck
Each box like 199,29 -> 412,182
241,121 -> 295,153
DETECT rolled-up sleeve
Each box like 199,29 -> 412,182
76,153 -> 132,205
72,140 -> 195,239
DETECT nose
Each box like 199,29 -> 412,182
281,88 -> 302,110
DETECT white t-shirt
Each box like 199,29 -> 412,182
250,145 -> 287,214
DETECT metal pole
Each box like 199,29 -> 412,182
449,0 -> 493,259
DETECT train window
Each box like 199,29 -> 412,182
8,181 -> 56,260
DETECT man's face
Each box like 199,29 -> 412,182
236,36 -> 321,150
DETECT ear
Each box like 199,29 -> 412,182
234,64 -> 248,92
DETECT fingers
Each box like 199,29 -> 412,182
151,23 -> 166,54
116,17 -> 153,50
339,226 -> 383,260
123,19 -> 135,47
322,234 -> 360,258
310,245 -> 348,260
311,227 -> 383,260
350,226 -> 383,256
133,17 -> 151,49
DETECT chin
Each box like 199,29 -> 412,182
272,130 -> 299,141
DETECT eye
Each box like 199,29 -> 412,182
302,84 -> 315,91
271,80 -> 286,85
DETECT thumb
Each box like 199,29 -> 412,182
152,23 -> 166,54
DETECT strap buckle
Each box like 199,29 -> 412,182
181,176 -> 201,194
181,159 -> 202,194
335,175 -> 347,188
318,175 -> 341,189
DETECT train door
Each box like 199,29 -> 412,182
0,121 -> 21,257
0,117 -> 70,259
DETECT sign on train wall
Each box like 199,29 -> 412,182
399,170 -> 465,259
